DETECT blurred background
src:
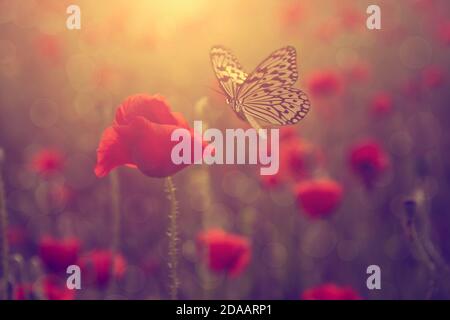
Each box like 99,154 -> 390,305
0,0 -> 449,300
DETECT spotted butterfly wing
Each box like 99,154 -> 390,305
210,46 -> 248,100
238,46 -> 298,97
237,46 -> 310,126
241,87 -> 310,125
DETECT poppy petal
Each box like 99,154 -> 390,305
94,126 -> 134,177
114,94 -> 178,126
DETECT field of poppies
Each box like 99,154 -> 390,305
0,0 -> 449,300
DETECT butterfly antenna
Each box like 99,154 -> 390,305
205,85 -> 226,97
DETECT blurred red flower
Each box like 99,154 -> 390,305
302,283 -> 361,300
281,137 -> 323,181
12,283 -> 33,300
38,236 -> 80,273
79,249 -> 127,289
339,7 -> 365,31
402,78 -> 424,101
294,178 -> 343,218
31,149 -> 64,178
307,70 -> 343,98
280,2 -> 305,30
95,94 -> 204,178
437,21 -> 450,45
414,0 -> 437,12
344,61 -> 371,84
315,20 -> 339,42
260,132 -> 322,188
279,127 -> 298,141
260,173 -> 282,189
49,183 -> 74,208
7,225 -> 28,248
371,92 -> 393,117
422,65 -> 445,89
40,276 -> 76,300
197,229 -> 251,277
14,276 -> 76,300
34,33 -> 63,64
349,140 -> 389,188
13,283 -> 33,300
140,256 -> 161,276
92,64 -> 124,91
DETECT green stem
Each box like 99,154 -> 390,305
165,177 -> 179,300
0,149 -> 9,300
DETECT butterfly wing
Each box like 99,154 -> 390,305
241,87 -> 311,125
237,46 -> 310,126
238,46 -> 298,97
210,46 -> 248,100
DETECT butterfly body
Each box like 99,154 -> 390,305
210,46 -> 310,128
226,97 -> 245,118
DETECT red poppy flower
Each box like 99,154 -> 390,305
371,92 -> 393,117
95,94 -> 205,178
14,276 -> 76,300
349,140 -> 389,188
31,149 -> 64,178
307,70 -> 343,98
78,250 -> 127,289
38,236 -> 80,273
302,283 -> 361,300
294,178 -> 343,218
197,229 -> 251,277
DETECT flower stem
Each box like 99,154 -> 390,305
165,177 -> 179,300
403,193 -> 450,298
194,98 -> 213,299
0,149 -> 10,300
107,169 -> 121,295
10,254 -> 26,299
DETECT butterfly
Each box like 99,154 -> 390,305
210,45 -> 311,133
